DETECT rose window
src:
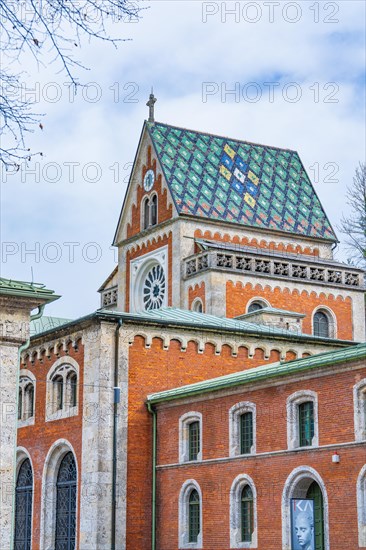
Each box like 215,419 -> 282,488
143,264 -> 165,310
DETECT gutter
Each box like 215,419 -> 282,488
147,401 -> 157,550
112,318 -> 122,550
11,304 -> 46,548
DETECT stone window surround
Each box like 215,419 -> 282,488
311,306 -> 337,338
179,412 -> 203,464
178,479 -> 203,549
18,370 -> 36,427
45,357 -> 79,422
286,390 -> 319,450
40,439 -> 78,550
282,465 -> 330,550
230,474 -> 258,549
15,447 -> 34,550
357,464 -> 366,547
130,245 -> 168,313
354,379 -> 366,442
229,402 -> 256,457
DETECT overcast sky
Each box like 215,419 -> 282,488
1,0 -> 365,319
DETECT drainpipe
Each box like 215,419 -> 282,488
147,401 -> 157,550
10,304 -> 46,548
112,318 -> 122,550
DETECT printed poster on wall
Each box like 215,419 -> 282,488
290,498 -> 315,550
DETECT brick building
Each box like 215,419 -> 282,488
11,99 -> 366,550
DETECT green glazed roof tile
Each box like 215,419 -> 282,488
148,122 -> 336,241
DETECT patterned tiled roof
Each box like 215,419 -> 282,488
148,122 -> 336,241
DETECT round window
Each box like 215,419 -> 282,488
143,264 -> 166,310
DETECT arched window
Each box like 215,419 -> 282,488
354,379 -> 366,441
18,374 -> 36,425
230,474 -> 257,548
188,489 -> 200,543
53,375 -> 64,411
191,298 -> 204,313
313,311 -> 329,338
179,480 -> 202,548
247,300 -> 268,314
24,384 -> 34,419
143,197 -> 150,230
14,458 -> 33,550
67,372 -> 78,408
229,402 -> 256,457
287,391 -> 318,449
55,452 -> 77,550
241,485 -> 254,543
179,412 -> 202,463
150,194 -> 158,226
282,466 -> 329,550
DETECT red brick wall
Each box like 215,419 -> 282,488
188,282 -> 206,312
124,336 -> 341,549
226,281 -> 354,340
127,145 -> 173,239
194,229 -> 320,257
17,342 -> 84,550
154,361 -> 365,550
125,232 -> 173,312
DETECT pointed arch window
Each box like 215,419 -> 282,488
14,458 -> 33,550
55,452 -> 77,550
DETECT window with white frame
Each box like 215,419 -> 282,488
179,480 -> 202,549
312,308 -> 336,338
287,390 -> 318,449
46,360 -> 79,421
229,402 -> 256,457
18,374 -> 36,425
179,412 -> 202,463
230,474 -> 258,548
357,464 -> 366,547
354,379 -> 366,442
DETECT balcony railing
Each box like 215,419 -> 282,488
184,251 -> 363,289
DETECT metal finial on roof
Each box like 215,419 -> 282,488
146,90 -> 157,123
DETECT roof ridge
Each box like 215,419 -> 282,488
149,120 -> 298,154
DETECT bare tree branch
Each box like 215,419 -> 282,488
0,0 -> 144,168
338,162 -> 366,268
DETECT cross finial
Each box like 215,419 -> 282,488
146,90 -> 157,123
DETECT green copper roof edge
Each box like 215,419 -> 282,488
0,278 -> 60,303
96,308 -> 355,346
146,343 -> 366,404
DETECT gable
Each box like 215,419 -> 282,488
113,124 -> 177,246
148,122 -> 337,241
